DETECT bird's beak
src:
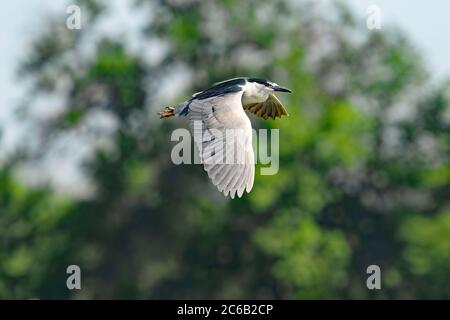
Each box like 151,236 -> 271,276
273,85 -> 292,93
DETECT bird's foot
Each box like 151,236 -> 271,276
158,106 -> 175,119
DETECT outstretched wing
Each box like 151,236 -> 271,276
187,91 -> 255,199
243,93 -> 289,120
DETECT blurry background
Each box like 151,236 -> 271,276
1,0 -> 449,299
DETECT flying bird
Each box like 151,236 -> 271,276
159,77 -> 291,198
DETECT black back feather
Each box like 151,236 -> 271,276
194,78 -> 246,100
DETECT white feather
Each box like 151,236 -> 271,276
187,91 -> 255,198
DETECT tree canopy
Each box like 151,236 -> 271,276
1,0 -> 449,299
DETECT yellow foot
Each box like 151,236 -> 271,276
158,106 -> 175,119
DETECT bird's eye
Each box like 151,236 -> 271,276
264,83 -> 271,87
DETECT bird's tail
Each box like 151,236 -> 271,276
158,102 -> 189,119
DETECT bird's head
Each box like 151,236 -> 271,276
247,77 -> 292,94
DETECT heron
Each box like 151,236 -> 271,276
159,77 -> 291,199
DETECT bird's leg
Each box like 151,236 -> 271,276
158,106 -> 175,119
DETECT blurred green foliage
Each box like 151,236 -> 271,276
1,0 -> 449,299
